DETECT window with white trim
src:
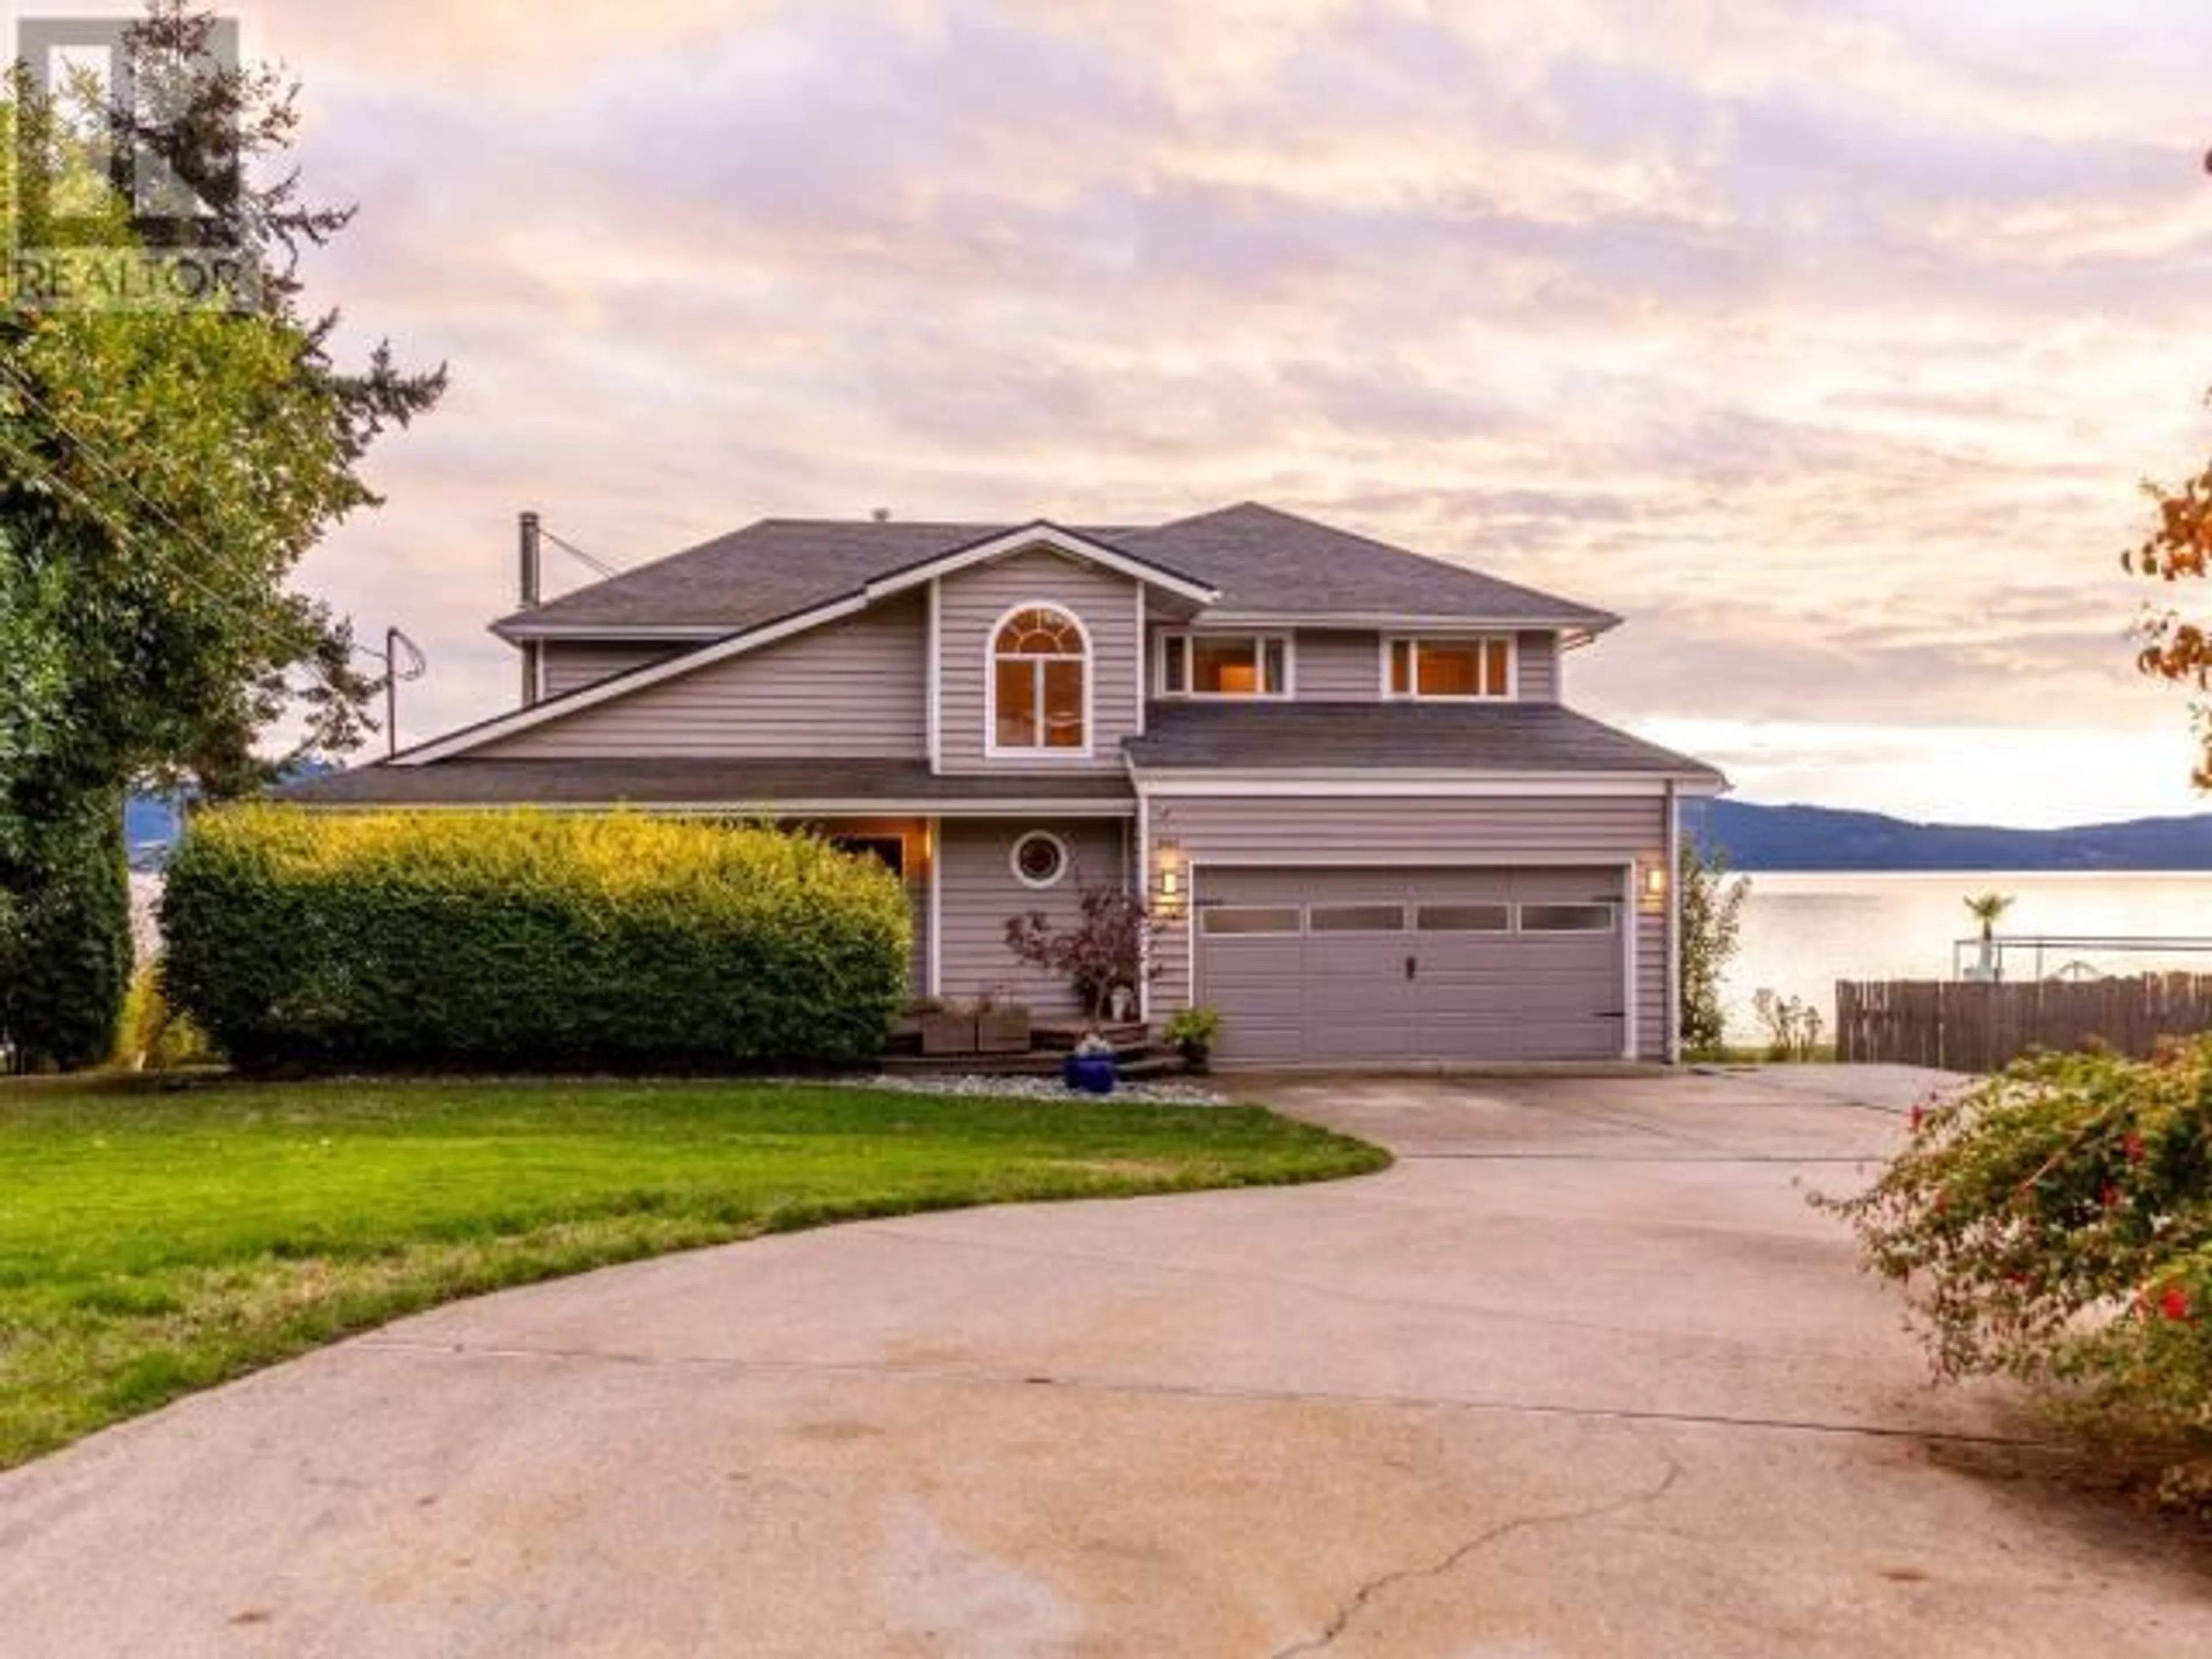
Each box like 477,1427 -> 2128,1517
991,607 -> 1088,751
1010,830 -> 1070,889
1384,636 -> 1514,700
1158,632 -> 1290,698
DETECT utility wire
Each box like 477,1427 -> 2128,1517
0,358 -> 360,704
540,525 -> 623,579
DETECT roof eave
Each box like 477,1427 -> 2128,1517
1195,609 -> 1620,634
488,619 -> 733,643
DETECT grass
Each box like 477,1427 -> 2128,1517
0,1075 -> 1385,1469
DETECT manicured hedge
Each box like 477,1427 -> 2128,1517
161,808 -> 911,1071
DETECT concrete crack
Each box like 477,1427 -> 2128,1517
1268,1446 -> 1688,1658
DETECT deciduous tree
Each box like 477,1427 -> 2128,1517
0,2 -> 442,1066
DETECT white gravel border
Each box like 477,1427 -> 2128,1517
862,1071 -> 1230,1107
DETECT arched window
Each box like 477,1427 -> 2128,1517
991,606 -> 1089,752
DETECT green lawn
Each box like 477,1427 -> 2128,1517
0,1076 -> 1384,1468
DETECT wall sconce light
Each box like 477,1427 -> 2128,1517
1642,862 -> 1668,902
1154,839 -> 1185,916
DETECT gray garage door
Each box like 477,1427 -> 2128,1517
1195,867 -> 1627,1065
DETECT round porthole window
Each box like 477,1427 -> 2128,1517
1010,830 -> 1070,890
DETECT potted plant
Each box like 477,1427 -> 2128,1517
1163,1006 -> 1220,1074
1063,1030 -> 1119,1096
919,996 -> 979,1056
975,990 -> 1032,1055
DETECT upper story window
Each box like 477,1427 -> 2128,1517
1385,637 -> 1514,700
990,605 -> 1089,753
1158,632 -> 1291,698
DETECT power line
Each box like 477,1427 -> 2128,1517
0,358 -> 361,709
540,525 -> 624,579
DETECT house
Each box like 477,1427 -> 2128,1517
283,503 -> 1725,1065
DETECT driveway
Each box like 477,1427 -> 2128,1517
2,1068 -> 2206,1656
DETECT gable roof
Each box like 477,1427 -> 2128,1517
408,522 -> 1213,766
493,502 -> 1611,638
495,518 -> 1152,639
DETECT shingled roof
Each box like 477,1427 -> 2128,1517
1119,504 -> 1617,624
492,503 -> 1613,638
277,757 -> 1138,809
1126,702 -> 1722,779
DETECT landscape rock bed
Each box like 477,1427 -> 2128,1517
863,1071 -> 1229,1107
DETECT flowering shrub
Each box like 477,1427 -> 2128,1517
1817,1039 -> 2212,1506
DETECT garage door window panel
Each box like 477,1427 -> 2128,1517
1519,903 -> 1617,933
1201,907 -> 1304,936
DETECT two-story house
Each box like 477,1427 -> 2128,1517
285,503 -> 1725,1065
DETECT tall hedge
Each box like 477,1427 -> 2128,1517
0,790 -> 134,1072
160,808 -> 912,1071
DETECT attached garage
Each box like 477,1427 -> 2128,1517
1194,866 -> 1631,1065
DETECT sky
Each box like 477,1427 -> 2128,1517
192,0 -> 2212,825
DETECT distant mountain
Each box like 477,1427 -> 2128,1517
1685,799 -> 2212,872
123,759 -> 339,870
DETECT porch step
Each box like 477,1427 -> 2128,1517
883,1020 -> 1149,1058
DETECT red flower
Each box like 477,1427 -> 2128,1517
2160,1285 -> 2191,1321
1908,1105 -> 1926,1133
2124,1132 -> 2147,1164
2101,1184 -> 2122,1211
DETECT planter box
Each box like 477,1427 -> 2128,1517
975,1007 -> 1032,1054
920,1014 -> 979,1056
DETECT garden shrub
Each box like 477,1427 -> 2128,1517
111,960 -> 217,1071
1817,1040 -> 2212,1506
0,790 -> 133,1072
161,807 -> 911,1071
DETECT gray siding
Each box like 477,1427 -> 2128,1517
1517,632 -> 1560,702
539,641 -> 684,699
1290,630 -> 1376,698
1145,794 -> 1669,1060
479,595 -> 926,760
936,819 -> 1130,1014
937,548 -> 1141,774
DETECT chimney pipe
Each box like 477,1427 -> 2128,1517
518,510 -> 542,609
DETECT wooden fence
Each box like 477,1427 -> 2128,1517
1835,975 -> 2212,1072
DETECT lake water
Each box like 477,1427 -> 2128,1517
1723,872 -> 2212,1044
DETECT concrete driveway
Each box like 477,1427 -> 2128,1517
3,1068 -> 2206,1656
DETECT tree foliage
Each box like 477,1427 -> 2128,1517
0,1 -> 443,801
1817,1043 -> 2212,1508
1677,838 -> 1749,1051
0,791 -> 131,1071
0,3 -> 441,1067
2127,412 -> 2212,786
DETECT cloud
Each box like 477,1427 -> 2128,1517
204,0 -> 2212,822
